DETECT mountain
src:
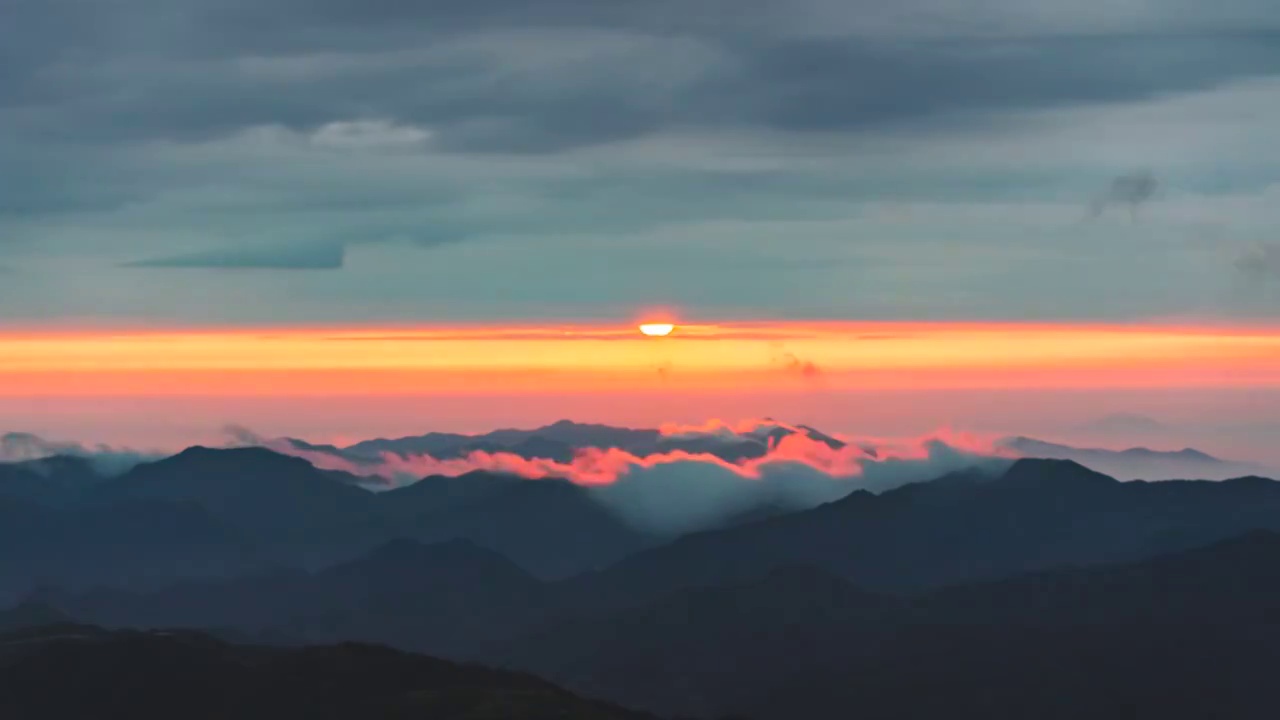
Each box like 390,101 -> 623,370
45,459 -> 1280,644
1,447 -> 385,594
43,538 -> 549,660
483,420 -> 661,450
89,447 -> 383,543
0,432 -> 159,475
0,456 -> 106,506
0,490 -> 260,596
0,625 -> 654,720
509,531 -> 1280,719
334,420 -> 841,465
382,475 -> 658,578
338,421 -> 652,462
3,447 -> 657,595
1001,435 -> 1268,480
284,538 -> 548,657
507,565 -> 895,716
563,458 -> 1280,606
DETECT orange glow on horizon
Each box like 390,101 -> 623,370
1,320 -> 1278,397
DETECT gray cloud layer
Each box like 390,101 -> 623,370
126,242 -> 346,270
3,1 -> 1280,321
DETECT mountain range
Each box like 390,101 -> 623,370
1,429 -> 1270,592
8,439 -> 1280,717
16,457 -> 1280,715
280,418 -> 844,468
998,435 -> 1269,480
10,420 -> 1265,484
19,517 -> 1280,718
0,445 -> 660,596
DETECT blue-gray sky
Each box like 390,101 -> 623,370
4,0 -> 1280,324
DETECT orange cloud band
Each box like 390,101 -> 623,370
1,321 -> 1277,397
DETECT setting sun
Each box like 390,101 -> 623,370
639,323 -> 676,337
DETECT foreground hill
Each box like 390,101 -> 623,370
45,538 -> 550,659
510,531 -> 1280,719
35,530 -> 1280,719
0,625 -> 654,720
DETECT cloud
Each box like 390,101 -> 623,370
1236,243 -> 1280,282
7,1 -> 1280,154
309,119 -> 432,151
1089,170 -> 1159,221
0,432 -> 160,475
777,351 -> 823,379
657,418 -> 795,442
124,242 -> 346,270
3,1 -> 1280,324
231,421 -> 1014,535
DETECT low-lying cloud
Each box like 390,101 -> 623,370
228,420 -> 1014,535
0,432 -> 161,474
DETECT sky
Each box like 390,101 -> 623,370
3,1 -> 1280,460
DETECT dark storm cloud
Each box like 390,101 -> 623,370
125,242 -> 347,270
5,1 -> 1280,154
716,33 -> 1280,133
3,0 -> 1280,319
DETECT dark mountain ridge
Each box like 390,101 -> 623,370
509,531 -> 1280,719
0,624 -> 654,720
0,447 -> 655,595
562,458 -> 1280,606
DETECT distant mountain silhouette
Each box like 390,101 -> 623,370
327,419 -> 841,465
340,420 -> 659,463
0,625 -> 654,720
1000,435 -> 1268,480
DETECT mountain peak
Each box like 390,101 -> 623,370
169,445 -> 305,464
998,458 -> 1117,488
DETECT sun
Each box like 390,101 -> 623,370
639,323 -> 675,337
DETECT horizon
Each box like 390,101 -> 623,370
4,319 -> 1279,466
